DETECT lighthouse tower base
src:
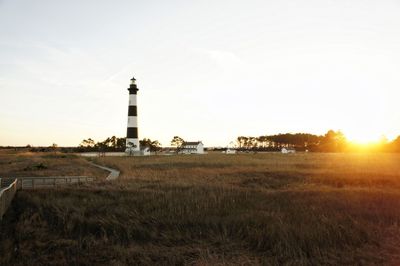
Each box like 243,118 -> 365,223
125,150 -> 143,156
125,149 -> 149,156
125,138 -> 141,156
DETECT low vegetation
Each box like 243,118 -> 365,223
0,150 -> 107,179
2,153 -> 400,265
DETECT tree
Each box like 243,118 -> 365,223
150,140 -> 162,154
318,130 -> 347,152
126,141 -> 137,156
116,137 -> 126,150
97,141 -> 108,156
264,133 -> 323,150
80,138 -> 96,150
257,136 -> 269,148
249,137 -> 258,149
388,136 -> 400,152
109,136 -> 117,148
140,138 -> 162,154
171,136 -> 185,153
236,136 -> 248,149
51,143 -> 58,154
103,137 -> 112,148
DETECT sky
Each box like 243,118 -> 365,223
1,0 -> 400,147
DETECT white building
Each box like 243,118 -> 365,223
222,148 -> 237,154
141,147 -> 151,156
181,141 -> 204,154
281,147 -> 296,154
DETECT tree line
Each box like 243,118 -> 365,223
10,131 -> 400,154
77,136 -> 161,153
236,130 -> 400,153
389,136 -> 400,152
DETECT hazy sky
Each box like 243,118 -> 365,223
1,0 -> 400,147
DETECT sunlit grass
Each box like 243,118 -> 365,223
0,151 -> 108,178
2,153 -> 400,265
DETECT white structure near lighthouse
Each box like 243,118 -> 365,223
125,76 -> 140,154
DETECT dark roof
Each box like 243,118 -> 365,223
183,141 -> 202,146
130,76 -> 136,81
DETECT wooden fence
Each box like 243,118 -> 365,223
18,176 -> 95,189
0,179 -> 18,221
0,176 -> 95,220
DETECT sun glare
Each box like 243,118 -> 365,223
345,129 -> 384,145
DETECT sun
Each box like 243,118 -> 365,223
345,129 -> 384,144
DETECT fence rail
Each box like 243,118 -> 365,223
0,176 -> 95,221
0,179 -> 18,221
17,176 -> 95,190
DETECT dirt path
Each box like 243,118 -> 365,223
88,162 -> 120,180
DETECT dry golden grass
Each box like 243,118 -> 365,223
0,151 -> 108,179
96,152 -> 400,189
2,152 -> 400,265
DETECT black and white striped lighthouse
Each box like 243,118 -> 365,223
126,76 -> 140,153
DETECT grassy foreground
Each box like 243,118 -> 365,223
2,153 -> 400,265
0,150 -> 107,179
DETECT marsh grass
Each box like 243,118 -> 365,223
2,152 -> 400,265
96,153 -> 400,189
0,151 -> 108,179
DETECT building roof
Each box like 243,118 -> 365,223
130,76 -> 136,81
183,141 -> 202,146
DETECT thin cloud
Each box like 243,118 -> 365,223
196,48 -> 244,72
104,61 -> 137,83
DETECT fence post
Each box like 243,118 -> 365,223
0,179 -> 18,221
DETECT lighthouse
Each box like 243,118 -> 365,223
125,76 -> 140,154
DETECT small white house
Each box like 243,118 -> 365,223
281,147 -> 296,154
222,148 -> 237,154
141,147 -> 151,156
181,141 -> 204,154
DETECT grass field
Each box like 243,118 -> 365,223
0,150 -> 108,179
2,152 -> 400,265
